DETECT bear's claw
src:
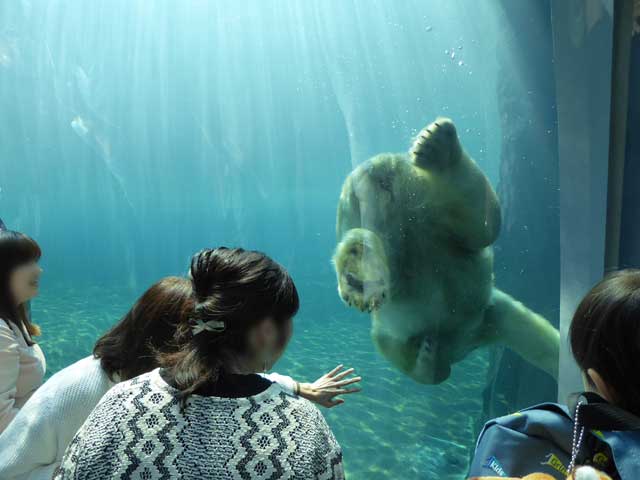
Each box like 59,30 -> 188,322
334,228 -> 390,314
410,117 -> 459,169
339,275 -> 388,313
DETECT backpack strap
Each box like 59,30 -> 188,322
521,402 -> 573,419
568,392 -> 640,431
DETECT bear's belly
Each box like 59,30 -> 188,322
373,287 -> 488,339
372,247 -> 493,362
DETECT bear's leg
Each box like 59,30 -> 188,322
371,327 -> 452,384
482,288 -> 559,379
333,228 -> 390,313
411,118 -> 502,251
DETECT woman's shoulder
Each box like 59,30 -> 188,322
273,389 -> 333,429
274,394 -> 342,456
0,318 -> 33,345
100,369 -> 161,400
50,356 -> 109,384
23,356 -> 113,405
0,317 -> 15,336
0,318 -> 20,349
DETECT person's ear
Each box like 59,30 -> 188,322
587,368 -> 615,403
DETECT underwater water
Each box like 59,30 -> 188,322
1,1 -> 563,478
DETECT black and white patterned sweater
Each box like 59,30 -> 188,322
53,369 -> 344,480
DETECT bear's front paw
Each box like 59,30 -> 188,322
339,271 -> 388,313
333,228 -> 391,314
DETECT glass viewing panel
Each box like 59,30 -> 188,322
0,1 -> 614,478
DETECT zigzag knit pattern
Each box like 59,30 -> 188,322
53,370 -> 344,480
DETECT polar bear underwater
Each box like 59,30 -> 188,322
333,117 -> 559,384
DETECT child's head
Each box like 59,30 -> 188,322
570,269 -> 640,416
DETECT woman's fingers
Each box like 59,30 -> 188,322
338,387 -> 361,394
331,367 -> 355,381
325,364 -> 344,378
326,398 -> 345,408
330,376 -> 361,388
324,387 -> 361,396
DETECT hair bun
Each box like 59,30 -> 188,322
190,248 -> 224,298
192,302 -> 207,317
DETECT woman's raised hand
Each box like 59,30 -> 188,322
298,365 -> 362,408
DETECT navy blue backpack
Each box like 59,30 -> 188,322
468,393 -> 640,479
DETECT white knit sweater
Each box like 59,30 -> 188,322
53,369 -> 344,480
0,356 -> 297,480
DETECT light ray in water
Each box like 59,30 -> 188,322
74,66 -> 91,112
70,115 -> 134,212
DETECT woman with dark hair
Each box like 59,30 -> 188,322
469,269 -> 640,479
54,248 -> 348,479
0,229 -> 45,433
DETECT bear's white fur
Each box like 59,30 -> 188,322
333,118 -> 559,383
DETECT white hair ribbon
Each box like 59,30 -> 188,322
191,318 -> 225,335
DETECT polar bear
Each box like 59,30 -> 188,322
333,117 -> 559,384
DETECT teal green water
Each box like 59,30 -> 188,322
34,282 -> 488,480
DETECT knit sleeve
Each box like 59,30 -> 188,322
300,402 -> 345,480
52,429 -> 82,479
53,382 -> 132,480
314,415 -> 345,480
0,321 -> 20,433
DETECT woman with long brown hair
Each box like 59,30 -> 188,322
0,228 -> 45,433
